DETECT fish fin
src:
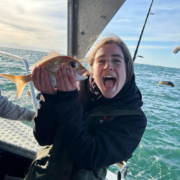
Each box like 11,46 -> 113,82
29,50 -> 61,71
0,74 -> 31,99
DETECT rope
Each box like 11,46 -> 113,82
134,0 -> 161,166
136,0 -> 160,74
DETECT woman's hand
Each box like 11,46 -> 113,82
32,66 -> 57,95
55,63 -> 77,91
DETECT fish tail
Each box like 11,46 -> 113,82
0,74 -> 31,99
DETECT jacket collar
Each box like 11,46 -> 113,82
88,74 -> 143,110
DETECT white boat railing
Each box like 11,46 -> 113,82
0,51 -> 38,111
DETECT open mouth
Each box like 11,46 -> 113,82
103,75 -> 116,88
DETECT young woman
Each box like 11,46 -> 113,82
26,36 -> 147,180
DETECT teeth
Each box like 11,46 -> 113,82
103,75 -> 115,78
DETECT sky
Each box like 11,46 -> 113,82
0,0 -> 180,68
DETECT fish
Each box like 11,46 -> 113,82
0,50 -> 88,99
172,46 -> 180,54
158,81 -> 174,87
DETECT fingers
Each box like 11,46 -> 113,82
32,63 -> 77,93
31,66 -> 56,95
32,66 -> 41,91
44,70 -> 51,89
40,67 -> 45,90
55,63 -> 77,91
44,70 -> 57,94
68,66 -> 77,88
61,64 -> 72,90
35,66 -> 43,92
55,65 -> 66,91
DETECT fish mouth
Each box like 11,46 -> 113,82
103,75 -> 116,89
79,69 -> 88,76
75,68 -> 88,81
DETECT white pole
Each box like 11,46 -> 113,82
0,51 -> 38,111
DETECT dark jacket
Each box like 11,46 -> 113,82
33,74 -> 147,179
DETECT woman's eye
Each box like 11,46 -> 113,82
114,59 -> 121,63
98,60 -> 105,63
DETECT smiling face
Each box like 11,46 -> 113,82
92,43 -> 126,98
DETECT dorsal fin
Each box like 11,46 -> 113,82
39,50 -> 61,63
29,50 -> 61,71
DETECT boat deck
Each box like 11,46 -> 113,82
0,118 -> 40,160
0,118 -> 118,180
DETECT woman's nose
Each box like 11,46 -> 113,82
103,61 -> 113,70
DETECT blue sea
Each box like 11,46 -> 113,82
0,47 -> 179,180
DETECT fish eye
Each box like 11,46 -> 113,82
69,62 -> 77,68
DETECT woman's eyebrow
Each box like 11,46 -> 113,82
112,54 -> 124,59
97,54 -> 124,58
97,55 -> 106,58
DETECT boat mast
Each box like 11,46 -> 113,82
67,0 -> 126,59
67,0 -> 74,57
133,0 -> 154,62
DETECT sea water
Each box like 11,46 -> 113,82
0,47 -> 179,180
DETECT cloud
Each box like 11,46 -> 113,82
0,0 -> 67,52
1,0 -> 180,60
128,45 -> 173,49
112,18 -> 132,23
103,0 -> 180,45
121,34 -> 180,42
0,19 -> 38,32
156,2 -> 180,11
